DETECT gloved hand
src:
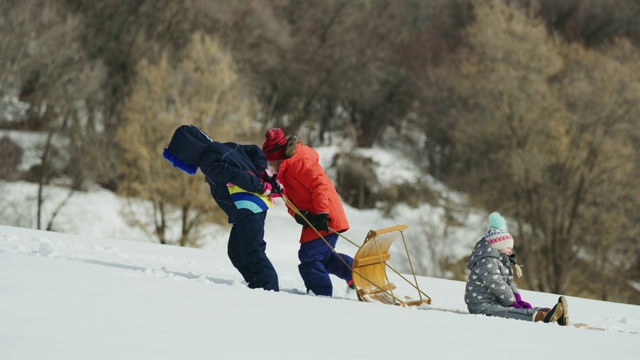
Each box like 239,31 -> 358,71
261,182 -> 272,196
261,169 -> 286,196
310,212 -> 329,232
513,292 -> 532,309
294,210 -> 312,226
268,174 -> 286,196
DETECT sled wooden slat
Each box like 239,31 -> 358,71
352,224 -> 431,307
358,283 -> 397,296
361,292 -> 397,305
353,253 -> 391,267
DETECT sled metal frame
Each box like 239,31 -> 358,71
352,224 -> 431,307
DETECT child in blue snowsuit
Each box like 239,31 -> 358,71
163,125 -> 279,291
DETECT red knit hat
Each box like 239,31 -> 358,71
262,128 -> 288,161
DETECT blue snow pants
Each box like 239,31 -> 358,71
228,209 -> 279,291
298,233 -> 353,296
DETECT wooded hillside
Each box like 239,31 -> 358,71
1,0 -> 638,304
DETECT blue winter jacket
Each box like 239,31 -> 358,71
163,125 -> 271,223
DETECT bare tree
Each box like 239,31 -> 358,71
521,0 -> 640,48
117,32 -> 258,246
1,0 -> 110,230
436,0 -> 640,301
538,38 -> 640,298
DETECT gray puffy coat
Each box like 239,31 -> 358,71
464,239 -> 518,308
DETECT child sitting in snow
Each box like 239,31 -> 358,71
465,212 -> 568,325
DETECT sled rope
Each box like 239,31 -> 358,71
281,195 -> 398,301
281,195 -> 429,305
281,195 -> 360,273
399,229 -> 425,301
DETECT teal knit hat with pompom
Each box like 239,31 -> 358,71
484,212 -> 514,251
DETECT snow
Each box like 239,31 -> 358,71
1,187 -> 640,359
0,179 -> 478,276
0,130 -> 49,172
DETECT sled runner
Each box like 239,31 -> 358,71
352,224 -> 431,307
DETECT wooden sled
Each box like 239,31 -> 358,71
352,224 -> 431,307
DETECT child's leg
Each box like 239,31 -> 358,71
230,210 -> 279,291
325,252 -> 354,282
322,234 -> 354,282
228,225 -> 252,283
298,238 -> 333,296
469,302 -> 538,322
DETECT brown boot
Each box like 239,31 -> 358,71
557,296 -> 569,326
543,296 -> 566,323
535,308 -> 550,322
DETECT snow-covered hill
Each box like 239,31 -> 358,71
1,222 -> 639,359
0,143 -> 482,278
1,140 -> 640,359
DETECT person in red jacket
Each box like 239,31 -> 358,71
262,128 -> 354,296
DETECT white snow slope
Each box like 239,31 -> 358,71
1,220 -> 639,360
1,142 -> 639,359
